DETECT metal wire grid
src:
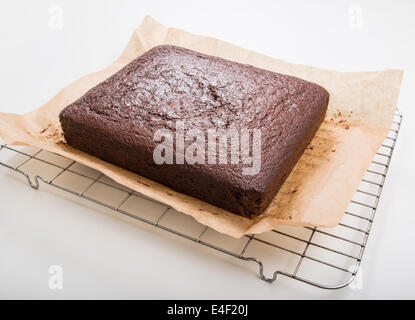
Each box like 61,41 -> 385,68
0,112 -> 402,290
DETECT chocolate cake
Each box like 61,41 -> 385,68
59,45 -> 329,218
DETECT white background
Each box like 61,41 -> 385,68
0,0 -> 414,299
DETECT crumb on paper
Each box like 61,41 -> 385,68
39,123 -> 65,144
137,180 -> 150,187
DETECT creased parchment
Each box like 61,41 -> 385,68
0,16 -> 403,238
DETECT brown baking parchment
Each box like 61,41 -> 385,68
0,16 -> 403,238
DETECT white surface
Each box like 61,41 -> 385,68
0,0 -> 415,299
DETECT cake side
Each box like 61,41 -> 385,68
59,45 -> 329,218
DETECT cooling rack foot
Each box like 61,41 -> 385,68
23,173 -> 41,190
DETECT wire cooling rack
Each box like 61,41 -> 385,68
0,112 -> 402,289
